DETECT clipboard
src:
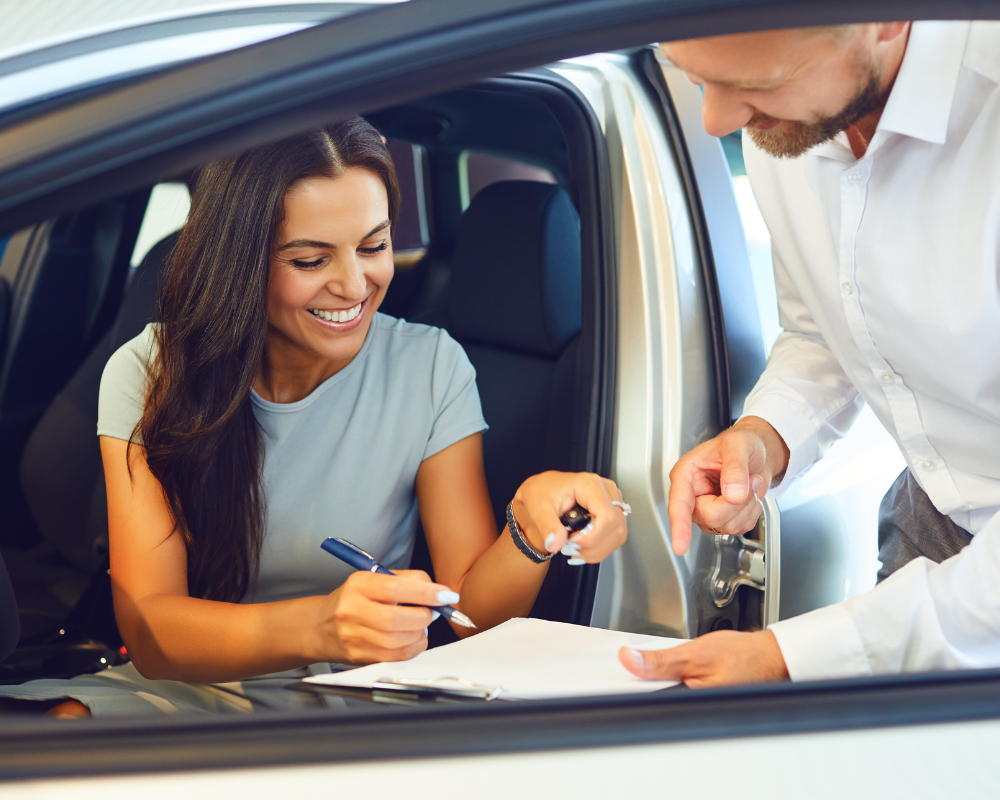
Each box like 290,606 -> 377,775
288,675 -> 502,705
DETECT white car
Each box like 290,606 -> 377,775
0,0 -> 997,796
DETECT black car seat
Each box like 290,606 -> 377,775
418,180 -> 583,524
0,194 -> 147,550
0,553 -> 19,664
413,180 -> 588,627
19,233 -> 175,574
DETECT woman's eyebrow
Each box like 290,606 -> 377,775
362,220 -> 391,240
276,238 -> 331,252
276,221 -> 390,253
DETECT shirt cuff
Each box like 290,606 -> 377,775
769,604 -> 873,681
737,395 -> 819,495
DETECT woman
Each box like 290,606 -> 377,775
2,118 -> 627,717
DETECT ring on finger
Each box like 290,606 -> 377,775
611,500 -> 631,517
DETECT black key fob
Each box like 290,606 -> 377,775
559,504 -> 592,533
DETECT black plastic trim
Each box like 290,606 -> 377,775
2,667 -> 999,781
2,0 -> 999,236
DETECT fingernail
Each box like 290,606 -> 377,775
751,476 -> 764,495
626,647 -> 645,669
424,627 -> 429,637
436,590 -> 460,605
431,611 -> 441,622
567,557 -> 586,566
723,483 -> 747,501
561,542 -> 581,556
544,533 -> 560,553
573,523 -> 594,540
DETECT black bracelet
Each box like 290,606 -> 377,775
506,502 -> 552,564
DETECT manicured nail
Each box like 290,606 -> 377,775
437,590 -> 460,605
544,533 -> 559,553
571,523 -> 594,543
723,483 -> 747,501
626,647 -> 644,669
751,476 -> 764,496
561,542 -> 581,556
567,557 -> 586,566
431,611 -> 441,622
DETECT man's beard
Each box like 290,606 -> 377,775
744,69 -> 887,159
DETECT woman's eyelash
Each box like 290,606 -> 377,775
291,259 -> 324,268
359,241 -> 389,255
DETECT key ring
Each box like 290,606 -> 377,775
611,500 -> 631,517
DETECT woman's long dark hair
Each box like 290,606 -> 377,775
136,118 -> 400,602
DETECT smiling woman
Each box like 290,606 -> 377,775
0,117 -> 628,717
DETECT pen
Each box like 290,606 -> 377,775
320,537 -> 477,629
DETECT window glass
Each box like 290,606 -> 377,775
130,182 -> 190,267
459,151 -> 557,211
388,140 -> 428,269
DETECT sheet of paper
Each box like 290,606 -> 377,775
304,618 -> 685,700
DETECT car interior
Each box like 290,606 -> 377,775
0,72 -> 616,684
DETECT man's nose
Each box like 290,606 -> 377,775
700,84 -> 754,138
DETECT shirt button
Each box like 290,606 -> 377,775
841,281 -> 855,295
846,170 -> 863,185
922,460 -> 936,472
880,371 -> 895,384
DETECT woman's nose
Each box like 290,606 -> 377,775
325,256 -> 367,299
700,84 -> 754,138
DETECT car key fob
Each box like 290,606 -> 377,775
559,504 -> 592,533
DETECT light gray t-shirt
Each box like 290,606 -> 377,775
98,314 -> 488,603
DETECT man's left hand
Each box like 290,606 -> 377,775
619,629 -> 789,688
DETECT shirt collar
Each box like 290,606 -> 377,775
877,21 -> 969,145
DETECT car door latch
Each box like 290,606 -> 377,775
709,534 -> 766,607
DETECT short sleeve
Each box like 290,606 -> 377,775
422,331 -> 488,461
97,324 -> 158,442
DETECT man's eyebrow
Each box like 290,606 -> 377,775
276,221 -> 391,253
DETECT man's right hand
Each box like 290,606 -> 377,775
667,416 -> 790,555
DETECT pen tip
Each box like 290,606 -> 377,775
451,610 -> 477,629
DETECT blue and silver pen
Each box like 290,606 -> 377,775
320,537 -> 477,629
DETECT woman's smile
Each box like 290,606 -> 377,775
307,296 -> 368,331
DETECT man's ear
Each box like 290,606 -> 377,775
874,21 -> 910,44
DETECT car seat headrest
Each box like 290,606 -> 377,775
446,181 -> 582,358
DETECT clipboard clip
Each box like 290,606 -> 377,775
372,676 -> 504,701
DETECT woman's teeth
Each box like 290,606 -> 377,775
309,303 -> 362,323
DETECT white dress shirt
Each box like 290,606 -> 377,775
740,21 -> 1000,679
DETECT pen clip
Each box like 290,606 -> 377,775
332,537 -> 377,561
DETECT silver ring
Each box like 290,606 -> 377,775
611,500 -> 631,517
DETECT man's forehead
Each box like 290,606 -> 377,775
660,30 -> 827,88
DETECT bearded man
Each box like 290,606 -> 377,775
619,21 -> 1000,686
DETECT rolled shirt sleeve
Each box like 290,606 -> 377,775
770,509 -> 1000,680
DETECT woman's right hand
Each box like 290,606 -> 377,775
310,569 -> 458,665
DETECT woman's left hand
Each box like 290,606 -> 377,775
511,471 -> 628,564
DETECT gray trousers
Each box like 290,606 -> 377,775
877,468 -> 973,583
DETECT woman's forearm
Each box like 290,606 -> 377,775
120,592 -> 323,683
452,526 -> 550,635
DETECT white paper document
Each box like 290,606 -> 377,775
304,618 -> 685,700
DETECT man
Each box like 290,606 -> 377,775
618,20 -> 1000,686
